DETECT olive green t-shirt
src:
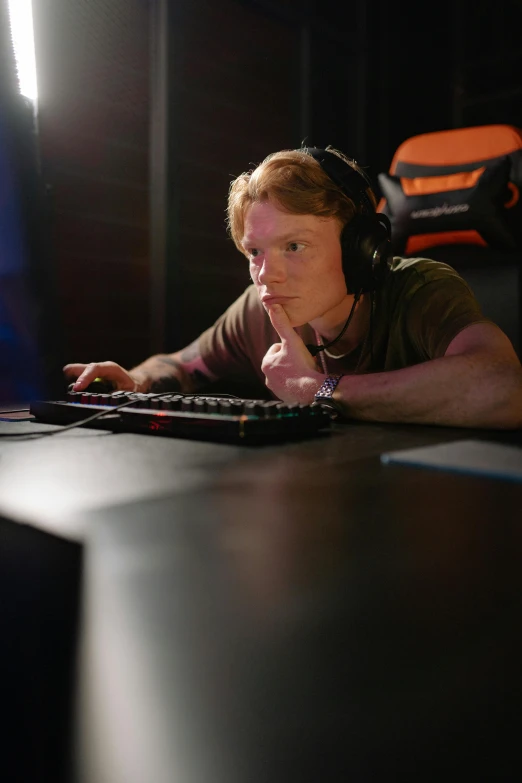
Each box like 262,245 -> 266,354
198,257 -> 494,397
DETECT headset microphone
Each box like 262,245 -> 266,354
306,290 -> 362,357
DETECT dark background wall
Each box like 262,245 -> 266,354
29,0 -> 522,367
32,0 -> 150,370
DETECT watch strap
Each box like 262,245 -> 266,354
314,374 -> 344,402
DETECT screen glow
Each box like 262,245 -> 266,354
8,0 -> 38,102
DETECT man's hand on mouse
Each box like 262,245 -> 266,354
63,361 -> 145,393
262,304 -> 324,404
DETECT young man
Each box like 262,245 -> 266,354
64,147 -> 522,429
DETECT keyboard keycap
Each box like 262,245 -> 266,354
181,398 -> 194,412
243,401 -> 264,416
206,400 -> 219,415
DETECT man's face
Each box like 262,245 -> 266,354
242,200 -> 348,328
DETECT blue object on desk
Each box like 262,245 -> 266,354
380,439 -> 522,483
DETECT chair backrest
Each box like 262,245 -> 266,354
377,124 -> 522,256
377,125 -> 522,357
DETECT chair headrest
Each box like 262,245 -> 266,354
378,124 -> 522,256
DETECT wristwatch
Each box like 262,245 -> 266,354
314,374 -> 344,405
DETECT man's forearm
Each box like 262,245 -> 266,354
130,340 -> 217,394
333,354 -> 522,429
129,354 -> 190,394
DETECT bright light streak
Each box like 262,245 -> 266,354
8,0 -> 38,102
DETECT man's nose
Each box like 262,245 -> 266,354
258,250 -> 287,284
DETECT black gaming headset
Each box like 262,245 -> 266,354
306,147 -> 392,294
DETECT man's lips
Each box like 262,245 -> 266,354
261,295 -> 297,304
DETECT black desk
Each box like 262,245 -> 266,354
1,419 -> 522,782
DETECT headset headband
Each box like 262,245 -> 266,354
305,147 -> 375,216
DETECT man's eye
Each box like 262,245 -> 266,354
287,242 -> 305,253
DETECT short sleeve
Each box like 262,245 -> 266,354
198,285 -> 277,383
405,276 -> 495,359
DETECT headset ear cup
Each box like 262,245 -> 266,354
373,214 -> 393,286
340,219 -> 361,294
341,215 -> 392,293
378,212 -> 392,237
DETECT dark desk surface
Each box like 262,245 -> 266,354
1,419 -> 522,782
1,418 -> 521,539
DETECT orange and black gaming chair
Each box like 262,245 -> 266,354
377,124 -> 522,356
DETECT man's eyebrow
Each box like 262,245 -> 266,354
242,229 -> 317,246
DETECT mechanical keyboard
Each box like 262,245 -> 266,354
30,391 -> 336,444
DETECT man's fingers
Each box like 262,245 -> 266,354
63,363 -> 89,379
263,343 -> 283,359
261,342 -> 282,375
63,363 -> 98,390
63,361 -> 133,392
267,304 -> 302,346
68,363 -> 104,391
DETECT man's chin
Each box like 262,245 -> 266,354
286,305 -> 327,329
281,305 -> 307,328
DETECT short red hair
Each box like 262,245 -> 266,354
227,146 -> 377,254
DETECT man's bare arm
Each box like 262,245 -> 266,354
131,339 -> 217,393
64,339 -> 217,393
332,323 -> 522,429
